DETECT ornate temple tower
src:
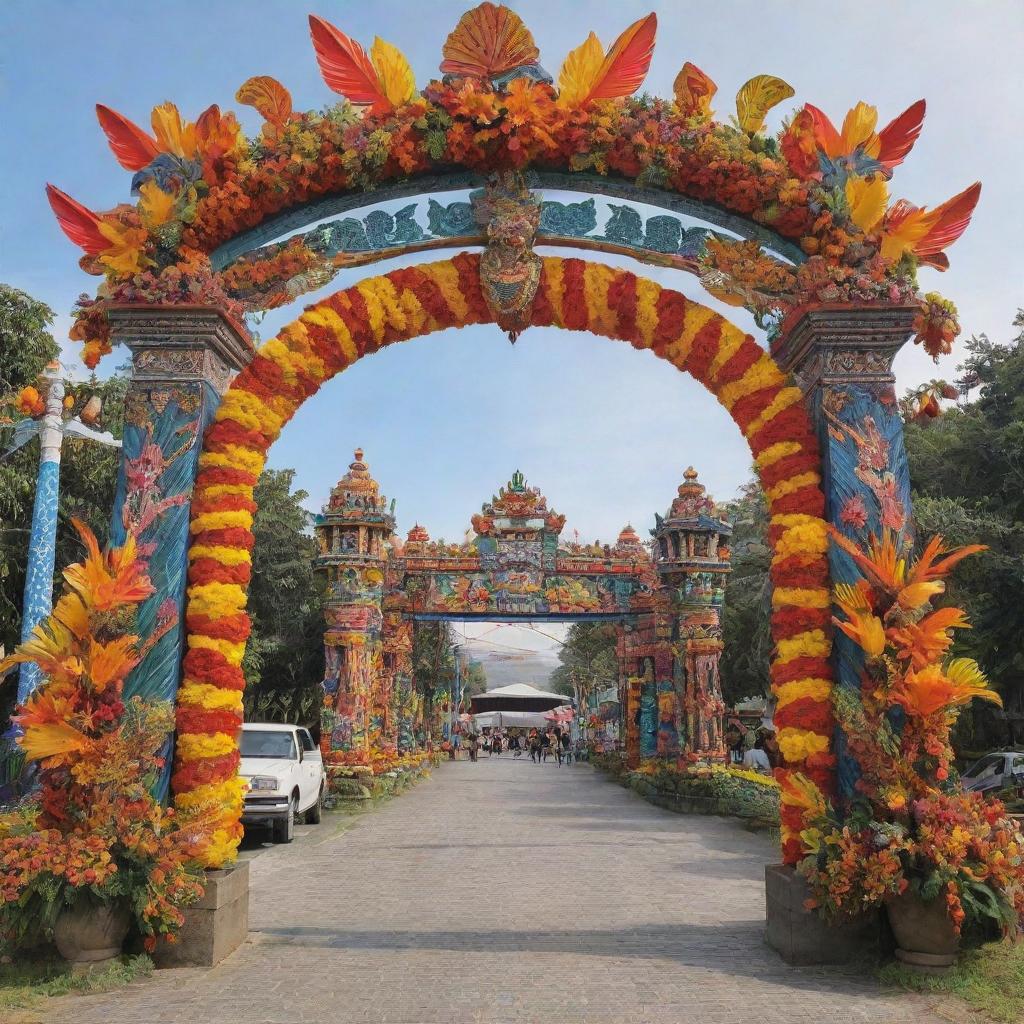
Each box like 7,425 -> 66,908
651,467 -> 732,760
313,449 -> 396,761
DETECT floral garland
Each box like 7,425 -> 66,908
174,252 -> 833,866
47,7 -> 979,367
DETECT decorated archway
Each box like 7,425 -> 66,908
36,4 -> 980,880
172,253 -> 832,861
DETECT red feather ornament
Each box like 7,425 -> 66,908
95,104 -> 160,171
45,184 -> 108,255
308,15 -> 390,111
876,99 -> 926,170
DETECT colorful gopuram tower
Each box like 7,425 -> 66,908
651,467 -> 732,760
313,449 -> 395,763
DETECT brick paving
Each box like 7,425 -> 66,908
42,758 -> 946,1024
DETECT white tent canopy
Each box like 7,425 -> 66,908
474,682 -> 568,702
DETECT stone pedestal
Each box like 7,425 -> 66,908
155,861 -> 250,968
765,864 -> 879,965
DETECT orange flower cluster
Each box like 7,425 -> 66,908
175,253 -> 832,865
792,530 -> 1024,933
14,385 -> 46,418
0,523 -> 216,949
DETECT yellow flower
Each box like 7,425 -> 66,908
777,728 -> 830,762
151,102 -> 199,159
138,181 -> 176,229
97,221 -> 153,277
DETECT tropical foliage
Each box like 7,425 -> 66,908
788,530 -> 1024,934
241,469 -> 325,727
45,5 -> 978,367
549,622 -> 617,703
904,315 -> 1024,750
0,523 -> 216,950
718,480 -> 772,705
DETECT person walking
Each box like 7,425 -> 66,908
468,732 -> 479,762
492,732 -> 502,756
529,730 -> 541,763
559,728 -> 571,765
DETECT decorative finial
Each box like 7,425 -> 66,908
354,447 -> 364,461
684,466 -> 698,480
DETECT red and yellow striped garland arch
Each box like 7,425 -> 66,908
178,252 -> 835,867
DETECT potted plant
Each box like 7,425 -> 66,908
0,522 -> 214,965
781,531 -> 1024,967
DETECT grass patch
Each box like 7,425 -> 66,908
0,953 -> 152,1013
879,939 -> 1024,1023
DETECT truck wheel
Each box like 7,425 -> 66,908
305,785 -> 323,825
273,796 -> 296,844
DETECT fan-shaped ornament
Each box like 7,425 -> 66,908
440,2 -> 541,82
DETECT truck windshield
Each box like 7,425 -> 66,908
240,730 -> 296,759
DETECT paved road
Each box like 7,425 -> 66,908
44,758 -> 946,1024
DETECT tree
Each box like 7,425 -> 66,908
241,469 -> 326,727
718,479 -> 772,705
903,313 -> 1024,748
461,659 -> 488,699
549,622 -> 618,709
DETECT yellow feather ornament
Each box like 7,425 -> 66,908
845,176 -> 888,232
557,32 -> 604,107
735,74 -> 795,135
841,101 -> 879,155
370,37 -> 416,108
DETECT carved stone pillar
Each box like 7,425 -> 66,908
108,306 -> 253,793
772,303 -> 918,798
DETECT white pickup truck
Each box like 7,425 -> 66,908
239,723 -> 326,843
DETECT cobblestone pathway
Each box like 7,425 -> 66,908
43,759 -> 946,1024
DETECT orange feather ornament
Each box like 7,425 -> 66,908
235,76 -> 293,127
440,3 -> 539,79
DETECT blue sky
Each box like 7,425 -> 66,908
3,0 -> 1022,548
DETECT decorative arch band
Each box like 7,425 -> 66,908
177,253 -> 835,866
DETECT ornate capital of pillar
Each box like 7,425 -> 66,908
771,303 -> 919,393
107,304 -> 255,395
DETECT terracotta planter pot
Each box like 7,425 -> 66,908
54,902 -> 131,968
886,890 -> 960,969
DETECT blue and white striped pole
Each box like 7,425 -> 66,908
16,365 -> 64,706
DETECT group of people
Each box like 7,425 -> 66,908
459,726 -> 577,765
725,720 -> 782,773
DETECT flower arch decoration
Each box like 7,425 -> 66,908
178,252 -> 834,866
48,4 -> 979,370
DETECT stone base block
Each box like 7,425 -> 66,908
155,861 -> 249,968
765,863 -> 879,965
